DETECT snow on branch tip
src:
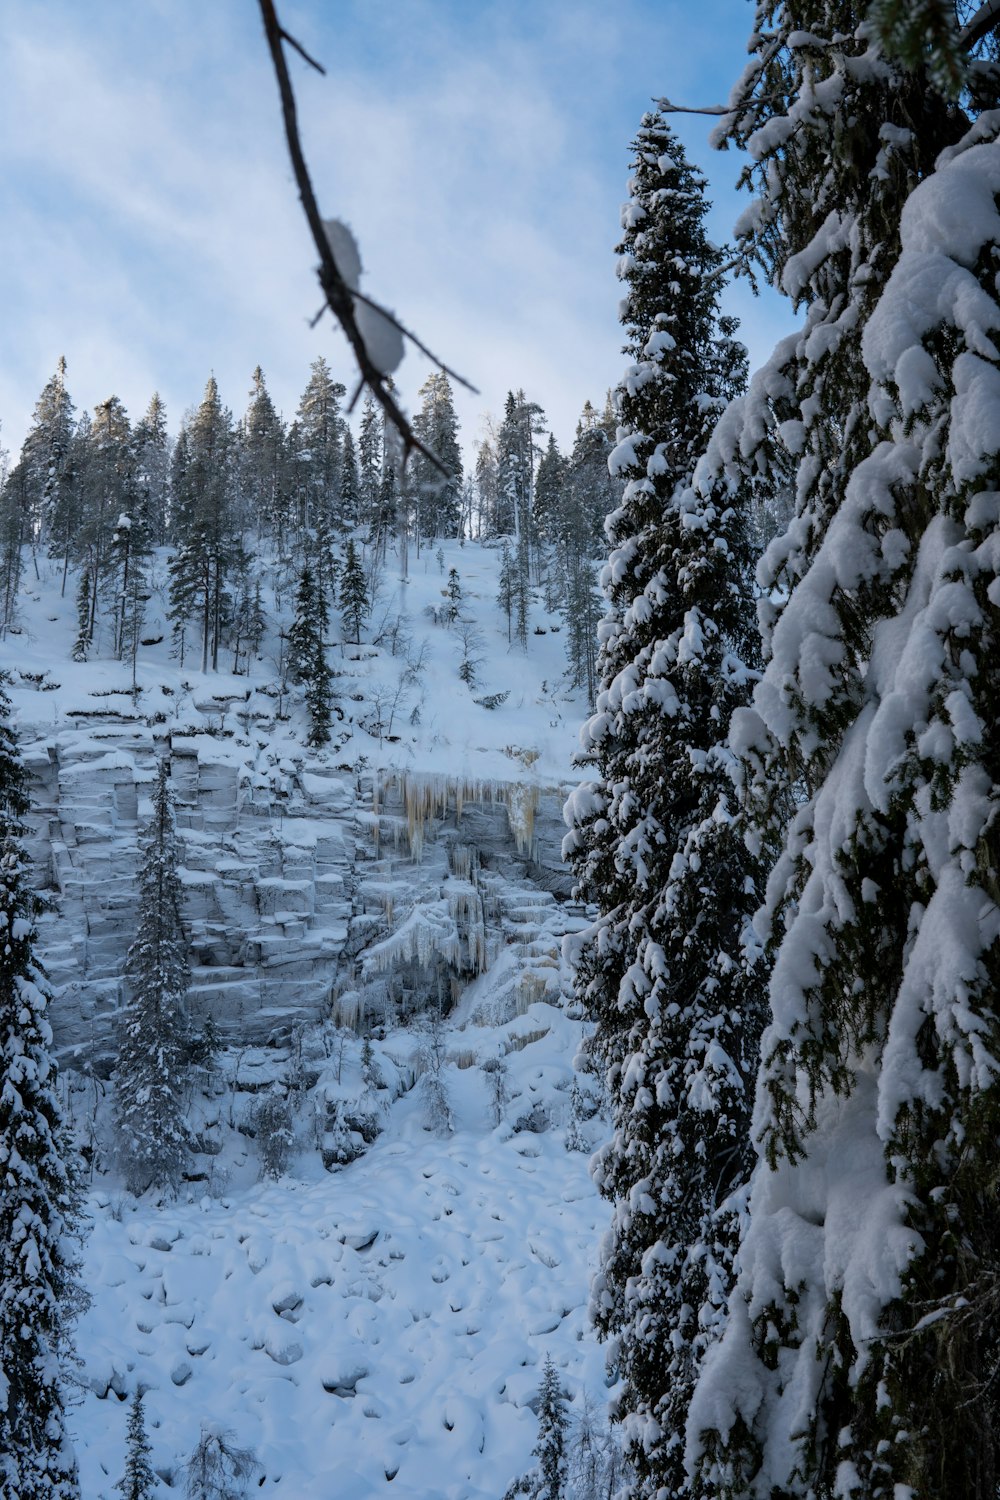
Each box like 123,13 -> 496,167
257,0 -> 477,478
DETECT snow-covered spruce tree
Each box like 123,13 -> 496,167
496,389 -> 543,544
293,355 -> 346,540
0,674 -> 81,1500
446,566 -> 463,624
339,537 -> 369,645
562,113 -> 762,1500
286,564 -> 335,746
358,392 -> 385,553
76,394 -> 136,660
108,507 -> 152,689
168,376 -> 237,674
566,401 -> 620,554
303,638 -> 335,748
240,364 -> 286,543
116,1391 -> 156,1500
22,356 -> 77,577
0,433 -> 24,637
286,564 -> 324,684
340,426 -> 360,530
230,561 -> 266,676
497,540 -> 516,644
132,392 -> 169,549
114,758 -> 190,1195
474,435 -> 500,537
503,1355 -> 569,1500
534,432 -> 567,547
685,10 -> 1000,1499
534,1356 -> 569,1500
702,1 -> 964,623
561,550 -> 603,708
411,371 -> 463,540
248,1086 -> 295,1180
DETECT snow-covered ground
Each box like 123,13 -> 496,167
75,1007 -> 608,1498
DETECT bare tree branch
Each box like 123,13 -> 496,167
655,96 -> 730,116
654,88 -> 791,118
961,0 -> 1000,50
278,26 -> 326,74
258,0 -> 475,476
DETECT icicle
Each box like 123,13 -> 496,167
373,770 -> 546,862
504,784 -> 539,858
370,776 -> 381,849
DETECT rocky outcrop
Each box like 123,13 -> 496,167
21,715 -> 571,1070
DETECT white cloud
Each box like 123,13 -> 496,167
0,0 -> 796,461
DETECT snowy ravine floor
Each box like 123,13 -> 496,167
73,1015 -> 609,1498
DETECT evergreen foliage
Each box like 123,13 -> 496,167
372,463 -> 398,571
0,438 -> 24,637
284,554 -> 335,740
168,377 -> 237,673
72,565 -> 93,663
293,356 -> 345,539
473,437 -> 499,539
79,395 -> 135,659
497,541 -> 516,644
23,357 -> 77,571
358,393 -> 383,543
108,512 -> 151,690
873,0 -> 969,93
132,392 -> 170,548
0,674 -> 81,1500
533,433 -> 567,546
303,636 -> 335,747
495,390 -> 542,541
687,9 -> 1000,1498
445,566 -> 462,624
240,365 -> 286,542
513,531 -> 531,651
455,617 -> 484,689
115,1391 -> 157,1500
113,759 -> 190,1195
534,1356 -> 569,1500
411,372 -> 464,539
286,565 -> 323,685
249,1087 -> 295,1180
560,554 -> 602,708
339,538 -> 369,646
563,403 -> 616,547
563,113 -> 762,1500
339,426 -> 360,531
230,562 -> 267,676
502,1355 -> 569,1500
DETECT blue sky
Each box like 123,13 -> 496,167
0,0 -> 795,462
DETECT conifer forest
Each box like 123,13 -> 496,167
3,2 -> 1000,1497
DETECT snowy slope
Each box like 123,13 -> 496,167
3,538 -> 582,789
75,1005 -> 608,1498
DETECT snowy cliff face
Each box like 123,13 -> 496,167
23,725 -> 573,1068
7,538 -> 583,1069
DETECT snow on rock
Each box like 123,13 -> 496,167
1,539 -> 584,1066
75,1007 -> 607,1499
